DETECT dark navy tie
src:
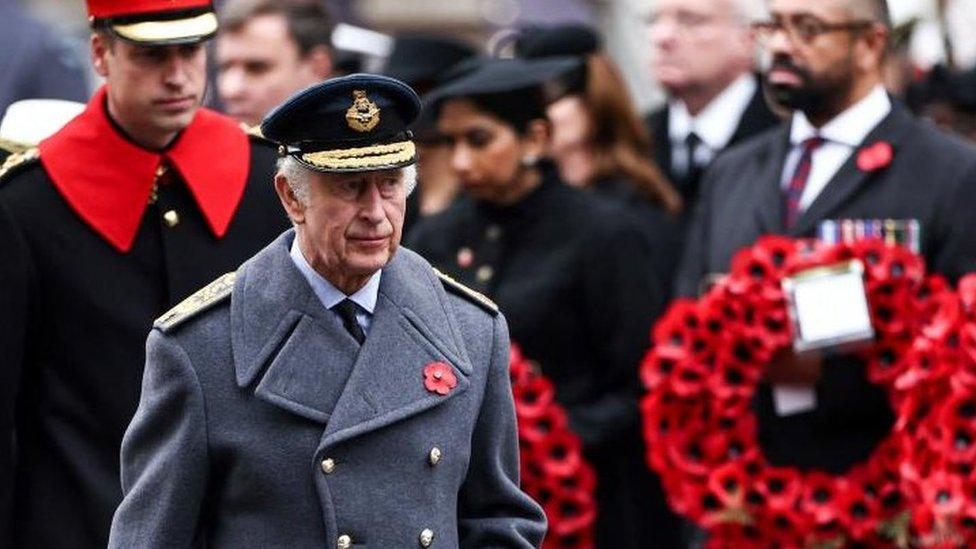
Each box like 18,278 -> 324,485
333,299 -> 366,345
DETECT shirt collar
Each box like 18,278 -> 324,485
289,236 -> 381,314
668,73 -> 757,150
790,85 -> 891,147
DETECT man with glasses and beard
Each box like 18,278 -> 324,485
676,0 -> 976,475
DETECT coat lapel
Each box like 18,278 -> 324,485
754,127 -> 792,234
728,78 -> 779,146
231,230 -> 360,424
789,105 -> 913,237
320,248 -> 473,448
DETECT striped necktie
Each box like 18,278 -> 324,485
783,136 -> 825,230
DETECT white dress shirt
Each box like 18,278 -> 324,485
668,73 -> 758,171
289,237 -> 381,335
781,85 -> 892,211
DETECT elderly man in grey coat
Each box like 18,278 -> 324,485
108,74 -> 547,548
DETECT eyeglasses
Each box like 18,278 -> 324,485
751,15 -> 874,44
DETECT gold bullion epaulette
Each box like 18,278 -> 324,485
0,137 -> 31,156
0,147 -> 40,182
434,268 -> 498,316
155,272 -> 236,333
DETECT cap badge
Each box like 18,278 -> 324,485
346,90 -> 381,133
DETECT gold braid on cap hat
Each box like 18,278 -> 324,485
300,140 -> 416,171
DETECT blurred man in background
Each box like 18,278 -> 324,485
216,0 -> 334,127
646,0 -> 780,206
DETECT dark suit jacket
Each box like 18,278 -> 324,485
646,75 -> 780,204
675,103 -> 976,472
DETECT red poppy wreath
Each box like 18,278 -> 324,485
510,345 -> 598,549
640,236 -> 976,547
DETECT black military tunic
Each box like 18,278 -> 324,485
408,167 -> 682,548
0,90 -> 289,548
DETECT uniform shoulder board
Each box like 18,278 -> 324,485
155,272 -> 236,333
0,137 -> 30,156
0,147 -> 40,182
434,268 -> 498,316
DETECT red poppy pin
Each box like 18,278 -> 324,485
424,362 -> 458,395
856,141 -> 893,172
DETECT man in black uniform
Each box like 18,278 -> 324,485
0,1 -> 289,547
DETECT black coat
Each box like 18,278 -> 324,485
408,170 -> 682,548
591,177 -> 684,301
0,138 -> 289,548
676,103 -> 976,473
645,76 -> 780,205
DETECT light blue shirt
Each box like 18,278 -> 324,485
289,237 -> 381,336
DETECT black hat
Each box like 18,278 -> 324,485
514,24 -> 601,59
911,64 -> 976,113
381,35 -> 478,93
261,74 -> 422,173
424,57 -> 586,111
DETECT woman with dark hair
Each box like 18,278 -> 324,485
408,57 -> 681,549
519,25 -> 685,297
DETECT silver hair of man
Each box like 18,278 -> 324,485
277,156 -> 418,207
733,0 -> 767,22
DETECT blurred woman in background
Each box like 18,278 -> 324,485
549,53 -> 684,295
517,25 -> 685,297
409,57 -> 681,549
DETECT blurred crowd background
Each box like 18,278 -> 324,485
5,0 -> 976,118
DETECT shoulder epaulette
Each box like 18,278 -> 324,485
0,147 -> 40,182
434,268 -> 498,316
155,272 -> 236,333
0,137 -> 30,156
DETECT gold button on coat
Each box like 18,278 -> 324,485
320,458 -> 335,474
163,210 -> 180,227
485,224 -> 502,241
428,447 -> 441,466
475,265 -> 494,283
420,528 -> 434,547
337,534 -> 352,549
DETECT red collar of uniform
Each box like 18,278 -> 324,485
38,86 -> 250,253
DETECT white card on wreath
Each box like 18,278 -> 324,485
773,385 -> 818,416
782,260 -> 875,353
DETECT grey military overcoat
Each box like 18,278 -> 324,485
108,231 -> 546,548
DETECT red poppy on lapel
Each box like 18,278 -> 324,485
856,141 -> 894,172
423,362 -> 457,395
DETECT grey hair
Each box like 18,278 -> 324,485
732,0 -> 767,23
275,156 -> 418,207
